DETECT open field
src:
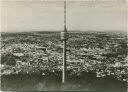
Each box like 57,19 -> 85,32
1,31 -> 128,91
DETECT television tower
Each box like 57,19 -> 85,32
60,1 -> 68,83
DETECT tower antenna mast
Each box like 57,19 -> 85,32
64,1 -> 67,30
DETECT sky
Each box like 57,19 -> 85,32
1,0 -> 127,32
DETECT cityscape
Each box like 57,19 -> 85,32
1,0 -> 127,92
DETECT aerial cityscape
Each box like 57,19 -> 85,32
1,0 -> 127,92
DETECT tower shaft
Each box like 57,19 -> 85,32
62,1 -> 67,84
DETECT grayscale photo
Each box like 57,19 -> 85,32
0,0 -> 128,92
